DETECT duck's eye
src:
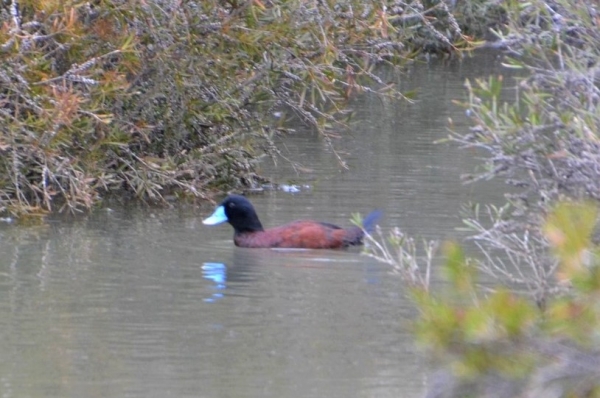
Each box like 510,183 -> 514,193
229,202 -> 235,208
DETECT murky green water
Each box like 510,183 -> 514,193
0,50 -> 513,397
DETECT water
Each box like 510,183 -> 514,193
0,50 -> 513,397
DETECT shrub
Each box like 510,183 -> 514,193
365,203 -> 600,397
1,0 -> 472,217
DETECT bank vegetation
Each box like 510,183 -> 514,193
1,0 -> 472,217
363,0 -> 600,396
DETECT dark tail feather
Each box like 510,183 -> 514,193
343,210 -> 383,246
362,210 -> 383,233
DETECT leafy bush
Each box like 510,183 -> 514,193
1,0 -> 472,217
365,203 -> 600,397
364,1 -> 600,395
446,0 -> 600,307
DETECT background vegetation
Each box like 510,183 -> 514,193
1,0 -> 470,217
363,1 -> 600,396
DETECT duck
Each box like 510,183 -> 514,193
202,194 -> 382,249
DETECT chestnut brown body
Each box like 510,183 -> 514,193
203,195 -> 381,250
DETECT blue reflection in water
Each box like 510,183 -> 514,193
201,262 -> 227,303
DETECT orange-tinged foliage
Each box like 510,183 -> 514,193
411,202 -> 600,395
1,0 -> 469,216
545,202 -> 597,283
92,17 -> 116,41
49,85 -> 84,125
